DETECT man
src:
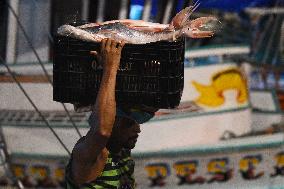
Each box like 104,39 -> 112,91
65,38 -> 156,189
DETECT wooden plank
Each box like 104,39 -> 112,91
0,75 -> 50,83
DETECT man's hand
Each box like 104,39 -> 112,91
90,39 -> 125,73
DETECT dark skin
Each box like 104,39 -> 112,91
106,117 -> 141,153
69,38 -> 142,186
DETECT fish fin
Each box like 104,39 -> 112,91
169,1 -> 200,29
187,30 -> 214,38
180,1 -> 201,27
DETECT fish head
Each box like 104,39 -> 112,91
180,17 -> 222,38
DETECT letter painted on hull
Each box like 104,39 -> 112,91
207,158 -> 233,183
239,155 -> 264,180
173,160 -> 206,185
271,152 -> 284,177
145,163 -> 170,187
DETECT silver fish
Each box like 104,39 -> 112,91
57,4 -> 221,44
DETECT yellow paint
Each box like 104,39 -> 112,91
12,165 -> 25,178
30,166 -> 48,179
54,168 -> 65,181
239,158 -> 260,171
207,160 -> 227,173
173,163 -> 196,176
275,154 -> 284,166
192,68 -> 248,107
145,165 -> 168,178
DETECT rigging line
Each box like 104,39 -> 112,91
264,16 -> 282,64
5,0 -> 82,138
0,57 -> 71,156
255,0 -> 281,64
252,15 -> 274,59
258,0 -> 282,91
0,118 -> 24,189
248,1 -> 281,57
262,0 -> 283,63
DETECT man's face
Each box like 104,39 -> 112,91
110,117 -> 141,150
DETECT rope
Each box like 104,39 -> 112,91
0,57 -> 71,156
5,0 -> 82,138
262,15 -> 282,64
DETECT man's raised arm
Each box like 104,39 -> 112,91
70,38 -> 125,185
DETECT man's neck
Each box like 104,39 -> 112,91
108,147 -> 131,157
107,144 -> 123,154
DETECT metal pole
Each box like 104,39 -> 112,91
162,0 -> 174,24
142,0 -> 152,21
119,0 -> 129,19
5,0 -> 19,63
81,0 -> 90,21
96,0 -> 105,22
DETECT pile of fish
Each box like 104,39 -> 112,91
57,2 -> 221,44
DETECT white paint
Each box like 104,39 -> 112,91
250,91 -> 278,112
134,108 -> 251,153
2,126 -> 87,155
0,83 -> 73,111
252,113 -> 282,131
246,7 -> 284,15
185,46 -> 250,58
181,63 -> 249,111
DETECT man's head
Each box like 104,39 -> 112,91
107,116 -> 141,152
106,105 -> 158,152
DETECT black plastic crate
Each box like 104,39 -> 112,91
53,35 -> 185,108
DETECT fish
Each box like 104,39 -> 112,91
57,2 -> 221,44
192,68 -> 248,107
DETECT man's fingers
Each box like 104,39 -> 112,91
117,40 -> 125,50
105,38 -> 112,50
111,39 -> 117,49
101,38 -> 107,50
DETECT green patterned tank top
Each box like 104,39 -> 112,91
66,149 -> 135,189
